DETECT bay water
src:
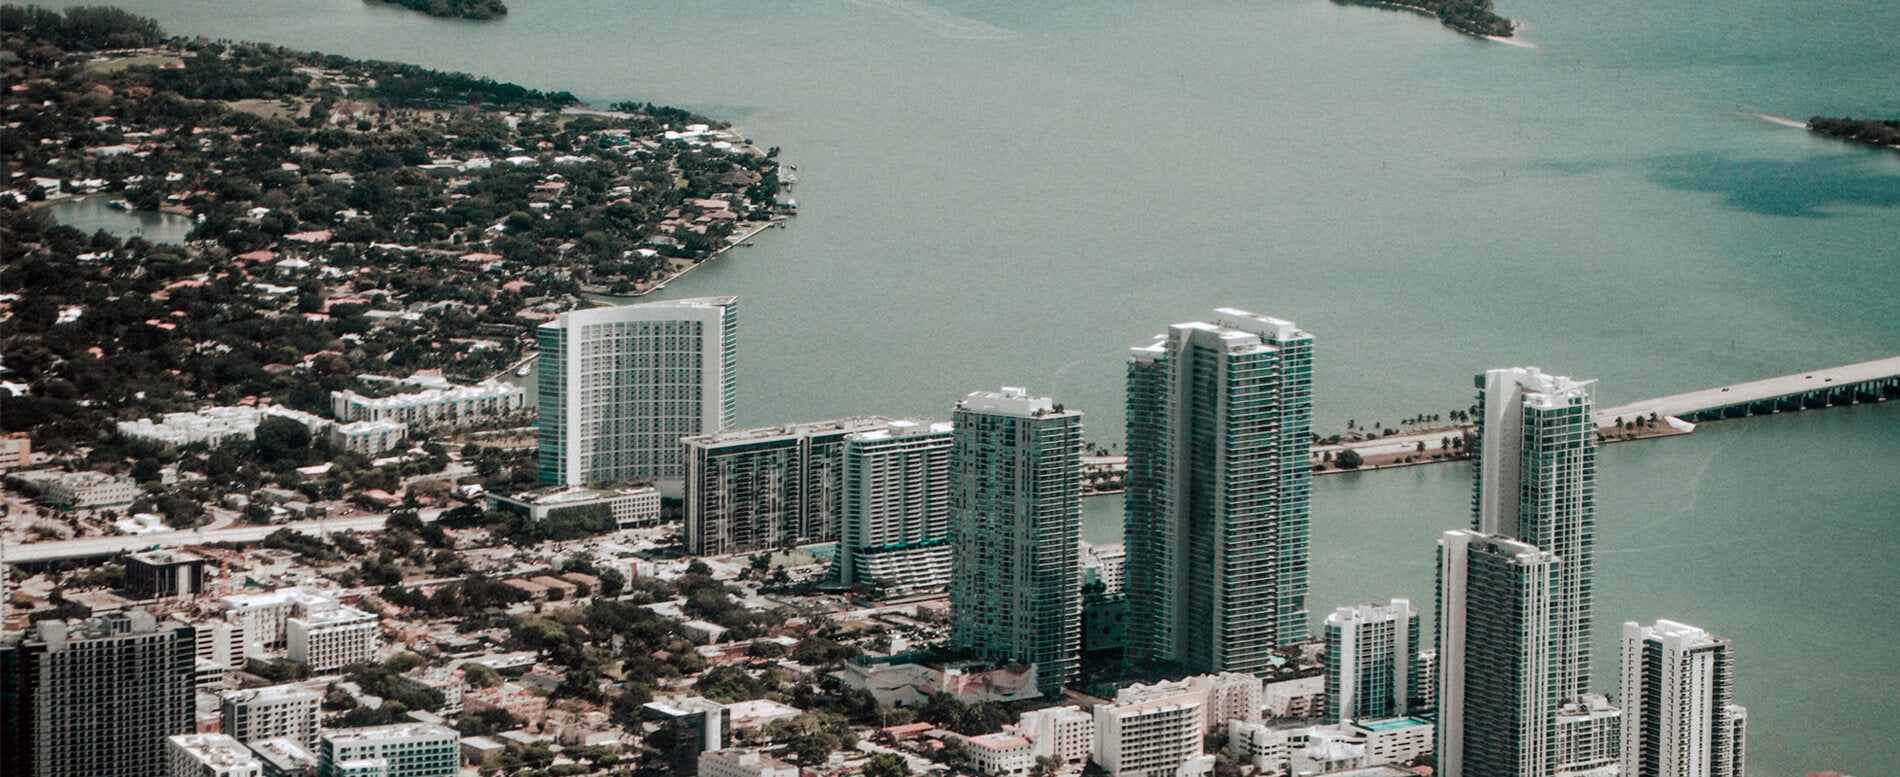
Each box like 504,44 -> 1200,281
36,0 -> 1900,772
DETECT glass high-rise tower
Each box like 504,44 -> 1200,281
536,297 -> 737,496
1472,366 -> 1598,703
1435,530 -> 1558,777
1123,309 -> 1312,676
949,387 -> 1083,697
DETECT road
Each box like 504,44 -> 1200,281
2,509 -> 438,563
1599,355 -> 1900,423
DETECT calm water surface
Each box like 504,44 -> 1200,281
36,0 -> 1900,772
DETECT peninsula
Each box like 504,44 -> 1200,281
369,0 -> 508,21
1334,0 -> 1516,39
1807,115 -> 1900,150
1,6 -> 789,471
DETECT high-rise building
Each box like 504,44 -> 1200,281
223,685 -> 322,750
1322,598 -> 1419,724
1620,620 -> 1747,777
681,417 -> 889,555
537,297 -> 738,496
1435,530 -> 1557,777
838,419 -> 955,591
316,724 -> 460,777
1124,309 -> 1313,676
0,612 -> 198,777
949,387 -> 1084,697
1473,366 -> 1598,703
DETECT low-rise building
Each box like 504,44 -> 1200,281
316,724 -> 460,777
223,685 -> 322,750
18,469 -> 139,508
330,420 -> 407,456
128,549 -> 211,600
286,606 -> 378,672
399,666 -> 466,715
1226,717 -> 1433,776
1264,675 -> 1325,720
965,732 -> 1036,776
168,733 -> 264,777
330,382 -> 524,427
841,653 -> 1042,707
0,432 -> 30,470
219,587 -> 339,649
644,695 -> 731,776
462,683 -> 548,723
118,406 -> 332,449
487,484 -> 662,528
698,748 -> 798,777
1094,689 -> 1212,777
248,737 -> 318,777
1018,705 -> 1095,767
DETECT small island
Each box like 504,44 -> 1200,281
1807,116 -> 1900,150
1335,0 -> 1516,39
369,0 -> 507,21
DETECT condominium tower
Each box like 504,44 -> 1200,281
1620,620 -> 1747,777
537,297 -> 737,496
0,612 -> 199,777
1435,530 -> 1557,777
838,419 -> 956,591
1124,309 -> 1313,675
1472,366 -> 1598,703
1323,598 -> 1419,724
681,417 -> 889,555
949,387 -> 1084,697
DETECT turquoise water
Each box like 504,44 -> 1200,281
31,0 -> 1900,772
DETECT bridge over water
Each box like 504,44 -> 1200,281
1598,356 -> 1900,425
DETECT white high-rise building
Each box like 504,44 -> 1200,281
1124,309 -> 1313,676
537,297 -> 738,496
838,419 -> 955,591
1620,620 -> 1747,777
1435,530 -> 1557,777
1473,366 -> 1598,703
949,387 -> 1083,698
1323,599 -> 1419,724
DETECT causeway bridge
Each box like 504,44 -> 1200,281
1597,355 -> 1900,425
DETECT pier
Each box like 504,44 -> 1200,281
1598,356 -> 1900,425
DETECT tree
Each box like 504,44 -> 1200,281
864,752 -> 910,777
1032,755 -> 1062,777
254,415 -> 311,464
1335,449 -> 1363,469
788,733 -> 836,767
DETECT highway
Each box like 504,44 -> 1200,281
1598,355 -> 1900,423
1,511 -> 433,564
